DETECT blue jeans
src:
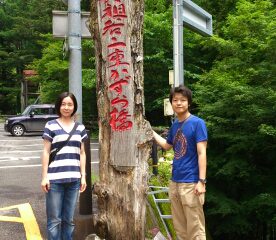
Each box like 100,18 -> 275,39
46,180 -> 80,240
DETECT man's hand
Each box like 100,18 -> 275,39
194,182 -> 206,196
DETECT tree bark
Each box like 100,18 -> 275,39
89,0 -> 152,239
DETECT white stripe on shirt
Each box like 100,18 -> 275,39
48,171 -> 81,180
49,159 -> 80,168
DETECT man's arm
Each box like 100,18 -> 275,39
152,130 -> 172,151
194,141 -> 207,195
197,141 -> 207,180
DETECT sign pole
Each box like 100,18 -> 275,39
173,0 -> 213,88
173,0 -> 184,87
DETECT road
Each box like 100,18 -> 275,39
0,122 -> 99,240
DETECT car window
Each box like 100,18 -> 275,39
49,108 -> 56,114
22,106 -> 31,115
32,108 -> 50,115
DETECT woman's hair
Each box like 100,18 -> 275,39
55,92 -> 78,117
169,85 -> 192,106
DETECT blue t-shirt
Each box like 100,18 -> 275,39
166,115 -> 208,183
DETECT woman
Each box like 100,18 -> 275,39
41,92 -> 87,240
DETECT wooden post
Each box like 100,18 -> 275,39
90,0 -> 152,238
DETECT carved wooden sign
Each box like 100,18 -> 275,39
97,0 -> 138,167
91,0 -> 152,236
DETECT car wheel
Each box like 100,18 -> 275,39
11,124 -> 25,136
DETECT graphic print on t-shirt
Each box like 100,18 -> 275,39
173,128 -> 187,160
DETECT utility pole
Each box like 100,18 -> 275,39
53,2 -> 91,123
53,3 -> 94,211
63,0 -> 83,122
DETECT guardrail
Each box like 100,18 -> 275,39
148,186 -> 172,239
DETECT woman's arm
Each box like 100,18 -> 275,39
41,139 -> 51,193
79,142 -> 87,192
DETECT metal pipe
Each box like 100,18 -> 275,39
68,0 -> 83,122
173,0 -> 184,87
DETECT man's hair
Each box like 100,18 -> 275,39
55,92 -> 78,117
169,85 -> 192,106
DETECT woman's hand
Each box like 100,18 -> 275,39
41,177 -> 50,193
80,175 -> 87,193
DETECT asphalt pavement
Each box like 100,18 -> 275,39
0,122 -> 99,240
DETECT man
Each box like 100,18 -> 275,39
153,85 -> 208,240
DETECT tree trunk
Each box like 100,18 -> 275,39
89,0 -> 152,239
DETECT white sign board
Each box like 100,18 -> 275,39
52,10 -> 91,38
169,70 -> 174,85
164,98 -> 174,116
183,0 -> 212,36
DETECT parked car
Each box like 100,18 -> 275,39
4,104 -> 58,136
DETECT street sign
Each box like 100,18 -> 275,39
164,98 -> 174,116
183,0 -> 212,37
52,10 -> 91,39
169,70 -> 174,85
173,0 -> 212,87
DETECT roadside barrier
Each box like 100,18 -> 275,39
148,186 -> 172,239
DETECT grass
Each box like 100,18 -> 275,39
91,173 -> 99,184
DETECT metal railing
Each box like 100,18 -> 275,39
148,186 -> 172,239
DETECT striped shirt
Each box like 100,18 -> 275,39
42,119 -> 88,183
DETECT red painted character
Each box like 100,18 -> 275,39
110,107 -> 133,131
108,49 -> 129,68
102,2 -> 127,20
111,96 -> 129,108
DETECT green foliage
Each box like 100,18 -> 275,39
150,162 -> 172,187
194,0 -> 276,239
194,0 -> 239,33
145,0 -> 170,12
147,0 -> 276,237
91,173 -> 99,184
143,0 -> 177,125
0,0 -> 65,112
258,124 -> 276,137
30,36 -> 97,130
30,35 -> 68,103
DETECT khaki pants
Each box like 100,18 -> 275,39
169,181 -> 206,240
